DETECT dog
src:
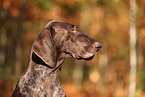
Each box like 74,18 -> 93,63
12,20 -> 102,97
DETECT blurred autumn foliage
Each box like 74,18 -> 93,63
0,0 -> 145,97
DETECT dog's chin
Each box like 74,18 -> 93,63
76,55 -> 95,61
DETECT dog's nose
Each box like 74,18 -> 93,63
94,42 -> 102,51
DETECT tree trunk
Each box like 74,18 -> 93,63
128,0 -> 137,96
0,9 -> 7,66
15,0 -> 25,76
0,31 -> 7,66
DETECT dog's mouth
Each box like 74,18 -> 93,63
76,55 -> 95,61
63,51 -> 96,61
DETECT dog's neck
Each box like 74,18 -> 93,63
17,58 -> 65,97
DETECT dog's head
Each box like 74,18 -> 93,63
32,21 -> 102,68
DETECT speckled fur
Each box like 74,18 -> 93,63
12,59 -> 65,97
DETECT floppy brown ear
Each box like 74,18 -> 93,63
32,28 -> 57,68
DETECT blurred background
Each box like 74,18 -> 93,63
0,0 -> 145,97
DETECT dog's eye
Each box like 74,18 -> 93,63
71,28 -> 75,32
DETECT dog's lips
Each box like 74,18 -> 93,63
75,53 -> 96,61
76,54 -> 95,61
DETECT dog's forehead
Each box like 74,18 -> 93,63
52,21 -> 75,30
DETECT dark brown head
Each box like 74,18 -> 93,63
32,20 -> 102,68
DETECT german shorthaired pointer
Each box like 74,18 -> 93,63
12,20 -> 102,97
